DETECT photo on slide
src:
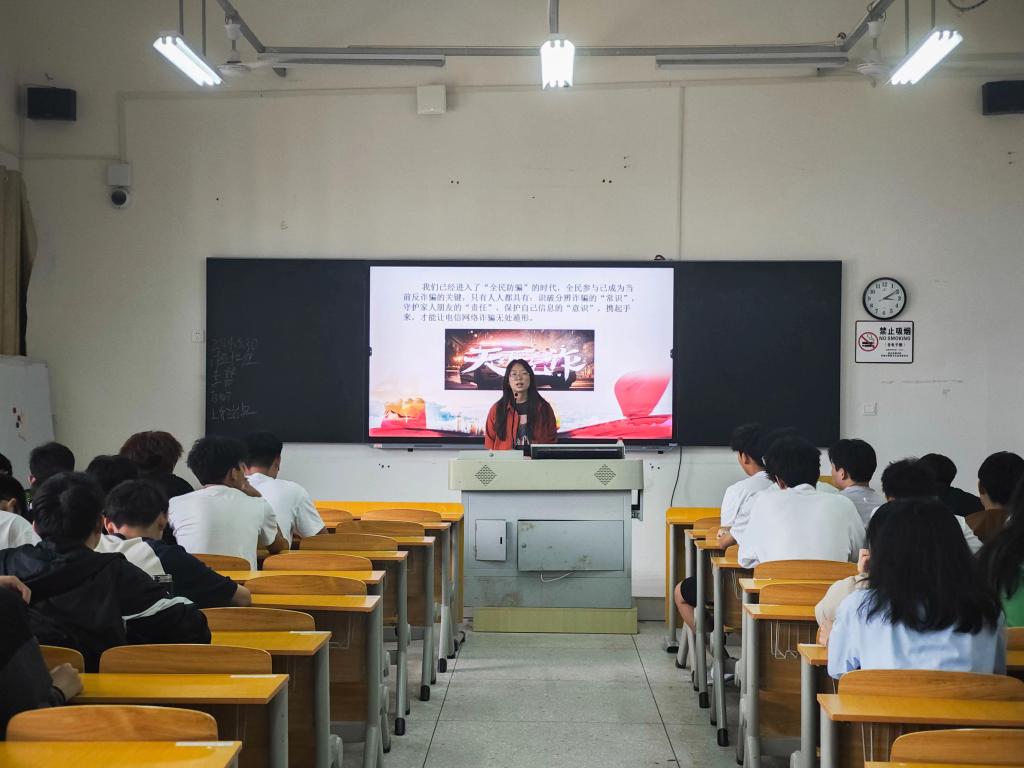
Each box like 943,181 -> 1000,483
444,329 -> 595,391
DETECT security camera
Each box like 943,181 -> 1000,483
109,187 -> 131,209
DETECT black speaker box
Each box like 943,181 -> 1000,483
982,81 -> 1024,116
26,87 -> 77,121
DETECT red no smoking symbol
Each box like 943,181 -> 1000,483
859,332 -> 879,352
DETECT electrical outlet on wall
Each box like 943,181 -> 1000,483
191,331 -> 205,343
862,402 -> 877,416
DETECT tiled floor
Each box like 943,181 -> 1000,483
342,621 -> 745,768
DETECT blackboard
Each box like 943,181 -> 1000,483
205,258 -> 368,442
673,261 -> 841,447
206,258 -> 841,446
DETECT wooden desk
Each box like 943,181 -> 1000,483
250,595 -> 384,768
709,553 -> 750,748
692,537 -> 725,715
817,693 -> 1024,768
0,741 -> 242,768
73,674 -> 287,768
219,569 -> 385,587
663,507 -> 720,651
739,577 -> 836,596
742,603 -> 818,768
212,631 -> 330,768
387,537 -> 439,692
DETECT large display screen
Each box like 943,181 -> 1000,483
368,264 -> 673,443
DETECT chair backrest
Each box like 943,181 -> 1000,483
691,517 -> 720,534
890,728 -> 1024,765
818,474 -> 836,487
40,644 -> 85,672
263,552 -> 374,571
724,545 -> 738,560
361,508 -> 443,523
754,559 -> 857,581
245,574 -> 368,596
191,553 -> 252,571
202,606 -> 316,631
759,581 -> 831,606
336,520 -> 426,538
1008,626 -> 1024,650
316,506 -> 353,524
99,644 -> 272,674
838,670 -> 1024,700
299,532 -> 400,551
7,705 -> 219,742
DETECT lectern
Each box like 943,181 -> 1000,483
449,446 -> 643,633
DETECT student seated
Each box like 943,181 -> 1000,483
0,472 -> 210,671
85,455 -> 165,577
673,424 -> 772,633
880,457 -> 983,554
968,451 -> 1024,545
105,480 -> 250,608
26,442 -> 75,521
0,452 -> 12,476
737,436 -> 864,569
119,430 -> 195,502
169,436 -> 287,569
919,453 -> 984,518
0,576 -> 82,739
828,498 -> 1005,678
243,432 -> 325,543
828,438 -> 884,527
0,476 -> 38,549
979,477 -> 1024,627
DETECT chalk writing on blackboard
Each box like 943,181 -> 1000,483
208,336 -> 260,422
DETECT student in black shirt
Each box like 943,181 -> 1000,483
0,472 -> 210,671
919,453 -> 984,518
103,480 -> 250,608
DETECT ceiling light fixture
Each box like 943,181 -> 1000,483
889,28 -> 962,85
540,0 -> 574,88
154,32 -> 223,86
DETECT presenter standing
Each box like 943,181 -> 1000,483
484,359 -> 557,450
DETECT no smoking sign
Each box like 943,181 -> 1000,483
855,321 -> 913,364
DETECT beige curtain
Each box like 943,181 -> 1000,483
0,167 -> 37,355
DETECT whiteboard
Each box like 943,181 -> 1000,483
0,355 -> 54,482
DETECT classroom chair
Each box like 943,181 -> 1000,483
300,532 -> 400,551
245,574 -> 368,596
674,516 -> 722,671
202,606 -> 316,631
7,704 -> 218,741
834,670 -> 1024,766
316,506 -> 354,528
889,728 -> 1024,765
99,644 -> 273,674
361,508 -> 443,523
192,553 -> 252,571
40,644 -> 85,672
1009,626 -> 1024,650
758,581 -> 831,606
753,560 -> 857,581
263,552 -> 375,571
335,520 -> 427,538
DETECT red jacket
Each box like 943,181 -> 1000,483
484,400 -> 557,450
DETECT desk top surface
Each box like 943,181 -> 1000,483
317,501 -> 464,521
251,593 -> 381,613
666,507 -> 720,526
817,693 -> 1024,725
219,569 -> 385,585
696,539 -> 725,552
307,549 -> 408,562
711,556 -> 745,570
744,604 -> 817,621
394,536 -> 436,547
801,644 -> 1023,671
75,673 -> 288,705
211,630 -> 330,655
0,741 -> 242,767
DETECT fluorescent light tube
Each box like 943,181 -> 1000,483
153,32 -> 223,86
890,28 -> 962,85
540,36 -> 575,88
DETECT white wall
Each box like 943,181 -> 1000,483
10,1 -> 1024,597
0,1 -> 21,168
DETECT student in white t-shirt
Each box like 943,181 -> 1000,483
878,457 -> 984,554
243,432 -> 325,543
673,423 -> 773,634
738,436 -> 865,569
169,436 -> 287,569
0,476 -> 38,549
828,438 -> 885,527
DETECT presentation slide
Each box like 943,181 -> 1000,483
368,265 -> 673,442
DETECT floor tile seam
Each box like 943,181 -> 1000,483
634,634 -> 683,767
419,638 -> 463,767
434,717 -> 666,724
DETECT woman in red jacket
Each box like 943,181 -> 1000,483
484,359 -> 557,450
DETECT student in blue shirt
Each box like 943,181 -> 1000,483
828,498 -> 1005,679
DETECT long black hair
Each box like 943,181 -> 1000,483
979,476 -> 1024,601
492,358 -> 555,442
861,498 -> 1001,633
